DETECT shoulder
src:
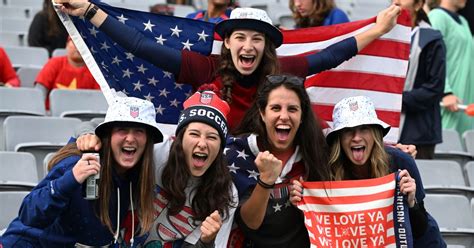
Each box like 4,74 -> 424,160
385,146 -> 417,171
327,8 -> 349,24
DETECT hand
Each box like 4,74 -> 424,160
200,210 -> 222,244
395,143 -> 417,159
254,151 -> 283,186
54,0 -> 90,17
72,153 -> 100,184
77,133 -> 102,152
289,178 -> 304,207
374,5 -> 401,36
398,170 -> 416,208
442,94 -> 461,112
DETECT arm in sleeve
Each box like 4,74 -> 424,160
402,39 -> 446,111
99,16 -> 181,75
18,158 -> 82,227
305,37 -> 358,75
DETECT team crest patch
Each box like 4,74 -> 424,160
349,101 -> 359,112
200,92 -> 213,104
130,106 -> 140,118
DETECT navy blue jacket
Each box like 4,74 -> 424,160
1,155 -> 144,247
399,27 -> 446,145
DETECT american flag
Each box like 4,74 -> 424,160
298,173 -> 413,248
55,1 -> 411,142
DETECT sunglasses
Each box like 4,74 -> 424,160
265,74 -> 304,86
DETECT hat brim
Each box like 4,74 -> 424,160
95,121 -> 163,143
326,121 -> 391,144
215,19 -> 283,48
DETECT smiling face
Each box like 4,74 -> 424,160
293,0 -> 314,17
182,122 -> 222,177
260,86 -> 302,153
340,125 -> 375,166
224,29 -> 266,75
110,126 -> 148,174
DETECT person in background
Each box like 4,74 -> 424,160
429,0 -> 474,137
459,0 -> 473,33
34,37 -> 99,109
56,0 -> 400,131
395,0 -> 446,159
289,0 -> 349,28
1,97 -> 163,247
75,91 -> 238,247
225,74 -> 331,247
0,47 -> 20,87
186,0 -> 233,23
28,0 -> 69,57
291,96 -> 446,247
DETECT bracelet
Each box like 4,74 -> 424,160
85,4 -> 99,20
257,177 -> 275,189
84,2 -> 92,17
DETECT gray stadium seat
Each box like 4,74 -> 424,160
0,87 -> 45,150
465,161 -> 474,187
0,151 -> 38,190
0,18 -> 32,33
43,152 -> 56,175
0,6 -> 38,19
4,46 -> 49,69
16,66 -> 42,88
4,116 -> 81,179
0,191 -> 28,234
416,159 -> 474,198
279,15 -> 296,29
435,129 -> 473,166
4,0 -> 43,8
51,48 -> 67,57
167,4 -> 196,17
424,194 -> 474,247
463,130 -> 474,157
49,89 -> 108,121
0,31 -> 27,46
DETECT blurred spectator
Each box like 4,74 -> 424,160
34,38 -> 99,109
289,0 -> 349,28
149,4 -> 174,15
0,47 -> 20,87
186,0 -> 233,23
28,0 -> 69,57
429,0 -> 474,136
459,0 -> 473,33
395,0 -> 446,159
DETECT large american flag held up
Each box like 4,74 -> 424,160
55,1 -> 411,142
298,173 -> 413,248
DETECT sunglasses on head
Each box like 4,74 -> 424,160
265,74 -> 304,86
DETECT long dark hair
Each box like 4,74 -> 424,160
414,0 -> 431,26
216,32 -> 280,104
235,75 -> 330,181
42,0 -> 63,39
290,0 -> 335,28
161,125 -> 234,222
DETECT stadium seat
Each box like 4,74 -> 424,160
0,87 -> 45,150
416,159 -> 474,198
279,15 -> 295,29
3,116 -> 81,179
16,66 -> 42,88
49,89 -> 108,121
0,5 -> 38,19
51,48 -> 67,57
0,191 -> 29,234
463,130 -> 474,157
465,161 -> 474,187
0,151 -> 38,190
0,18 -> 32,33
434,129 -> 473,166
0,31 -> 28,46
424,194 -> 474,247
4,0 -> 43,8
168,4 -> 196,17
4,46 -> 49,69
43,152 -> 56,174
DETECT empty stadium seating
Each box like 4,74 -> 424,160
464,130 -> 474,157
3,46 -> 49,69
0,191 -> 29,234
0,151 -> 38,190
49,89 -> 108,121
435,129 -> 473,166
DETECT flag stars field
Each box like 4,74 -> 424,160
143,20 -> 155,32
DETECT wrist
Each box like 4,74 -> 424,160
257,176 -> 275,189
84,3 -> 99,20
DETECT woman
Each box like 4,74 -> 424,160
291,95 -> 446,247
55,0 -> 400,130
395,0 -> 446,159
0,97 -> 162,247
28,0 -> 69,56
224,74 -> 330,247
75,91 -> 238,247
290,0 -> 349,28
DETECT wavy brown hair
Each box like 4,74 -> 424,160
290,0 -> 335,28
97,129 -> 156,235
47,143 -> 82,171
216,33 -> 280,104
329,126 -> 389,181
413,0 -> 431,26
161,125 -> 235,222
42,0 -> 63,39
235,75 -> 330,181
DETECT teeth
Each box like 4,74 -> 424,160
240,55 -> 255,59
352,146 -> 364,149
123,147 -> 136,151
193,153 -> 207,157
276,125 -> 290,130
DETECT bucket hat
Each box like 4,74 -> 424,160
326,96 -> 390,142
215,7 -> 283,47
95,97 -> 163,143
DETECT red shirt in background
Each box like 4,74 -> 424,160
0,47 -> 20,87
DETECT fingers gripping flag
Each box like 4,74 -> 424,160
55,1 -> 410,143
297,173 -> 413,248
